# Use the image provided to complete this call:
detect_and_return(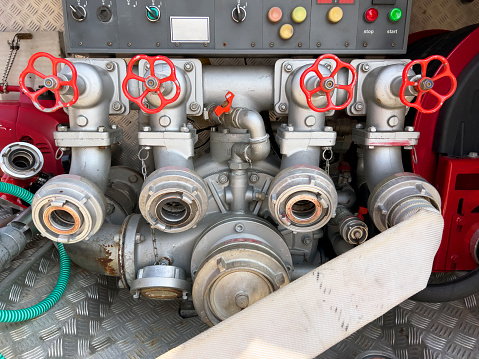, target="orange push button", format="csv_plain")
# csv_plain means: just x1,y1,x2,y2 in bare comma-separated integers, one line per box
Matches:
328,6,343,23
279,24,294,40
268,7,283,23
